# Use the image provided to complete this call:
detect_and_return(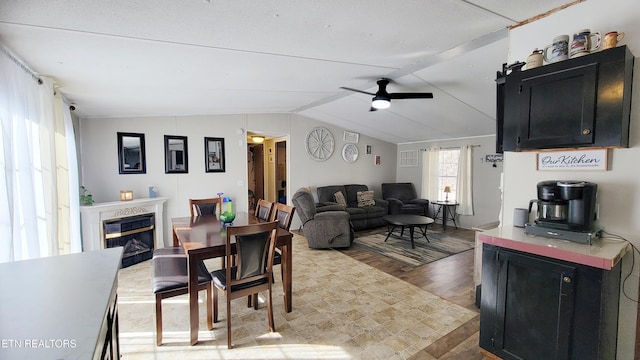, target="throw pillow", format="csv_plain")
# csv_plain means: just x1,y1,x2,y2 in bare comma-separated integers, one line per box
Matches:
356,190,375,207
334,191,347,207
